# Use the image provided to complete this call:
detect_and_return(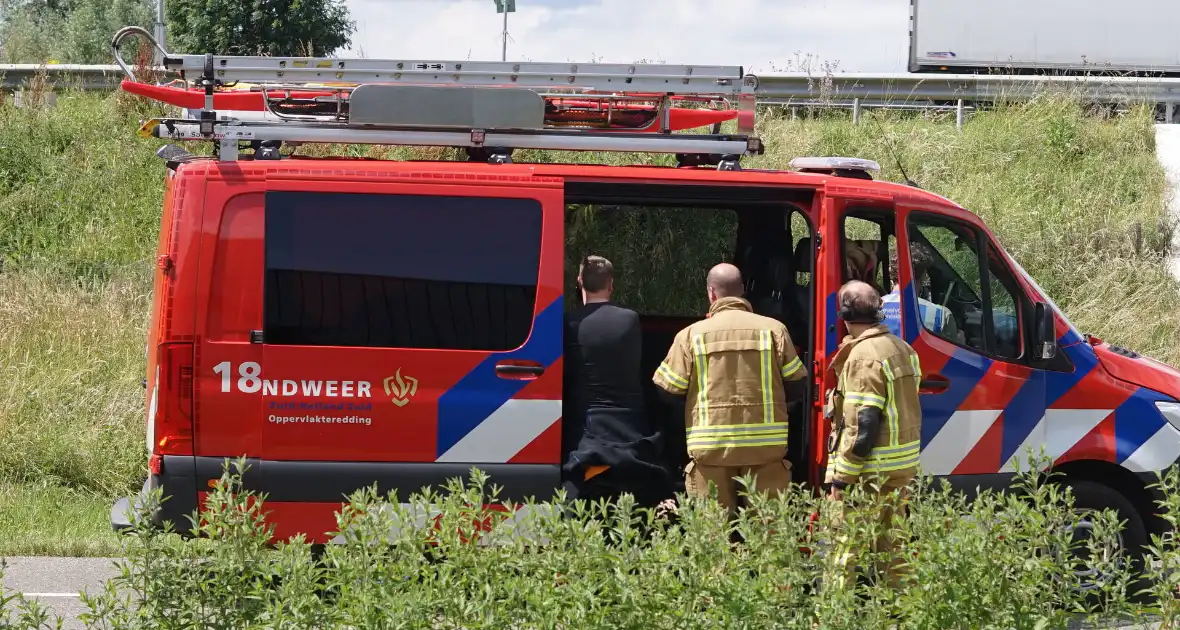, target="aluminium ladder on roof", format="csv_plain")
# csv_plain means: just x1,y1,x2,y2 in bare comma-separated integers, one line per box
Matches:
111,26,762,164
